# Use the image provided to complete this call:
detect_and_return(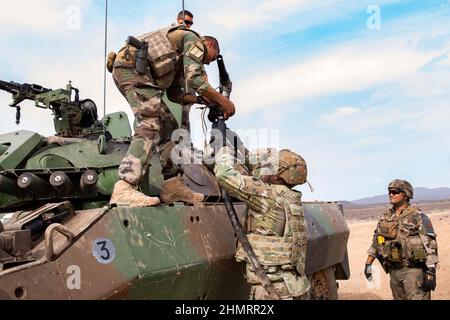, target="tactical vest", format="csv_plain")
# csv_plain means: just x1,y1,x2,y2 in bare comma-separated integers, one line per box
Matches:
235,187,307,276
376,206,432,268
113,25,203,89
